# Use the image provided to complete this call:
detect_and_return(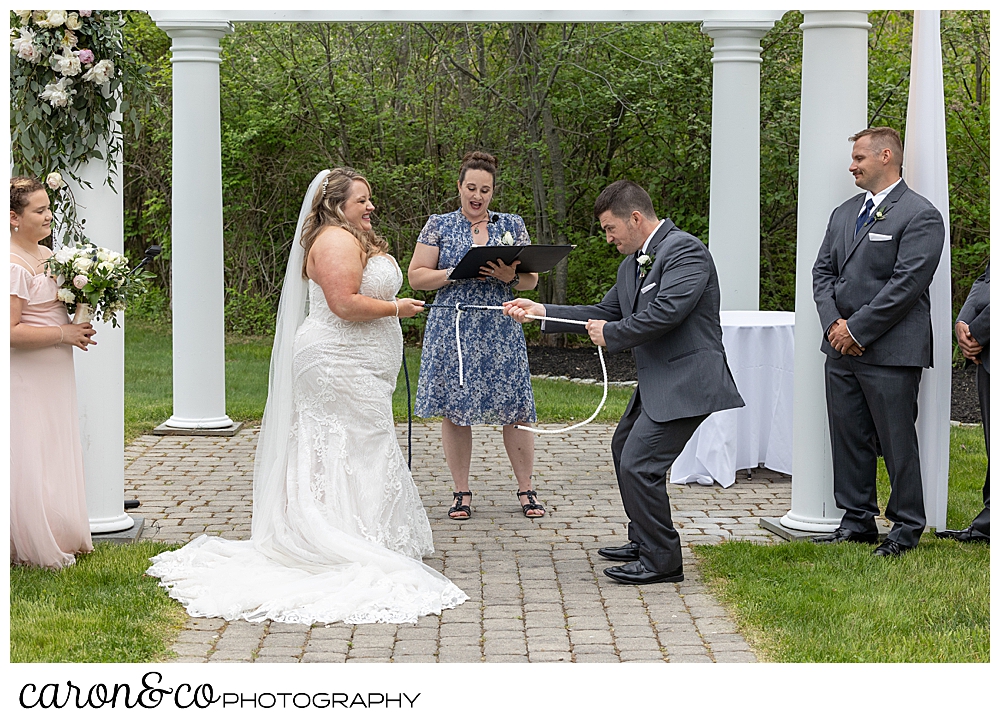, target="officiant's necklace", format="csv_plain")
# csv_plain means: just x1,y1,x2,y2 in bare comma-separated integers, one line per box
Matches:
463,211,489,235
